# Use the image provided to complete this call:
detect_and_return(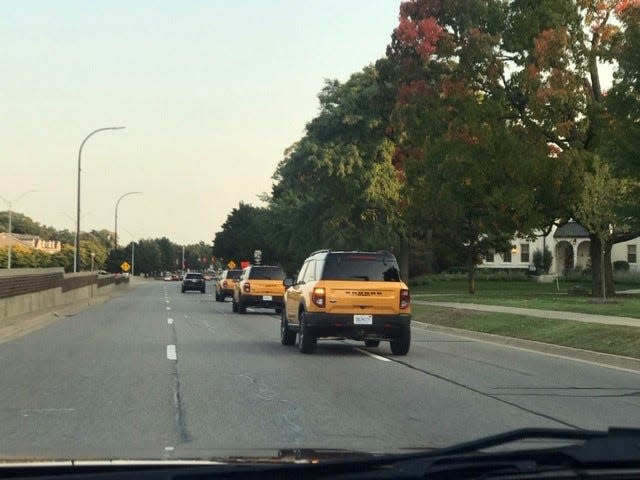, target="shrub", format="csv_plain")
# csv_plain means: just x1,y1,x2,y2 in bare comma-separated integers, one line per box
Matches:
567,285,591,296
613,260,630,272
532,247,553,274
